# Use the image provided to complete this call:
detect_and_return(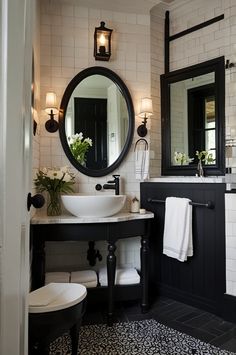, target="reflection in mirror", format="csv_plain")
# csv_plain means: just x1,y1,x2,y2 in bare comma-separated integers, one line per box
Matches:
59,67,134,177
161,56,225,176
170,72,215,166
65,75,129,170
